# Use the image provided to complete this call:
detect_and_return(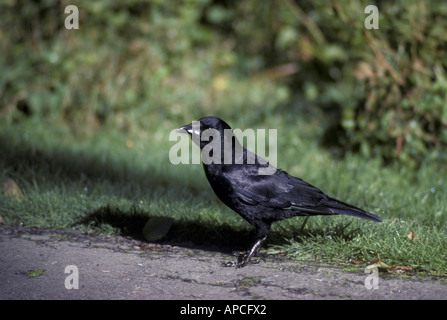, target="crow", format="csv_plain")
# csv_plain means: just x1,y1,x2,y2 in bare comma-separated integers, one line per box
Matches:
177,116,382,267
